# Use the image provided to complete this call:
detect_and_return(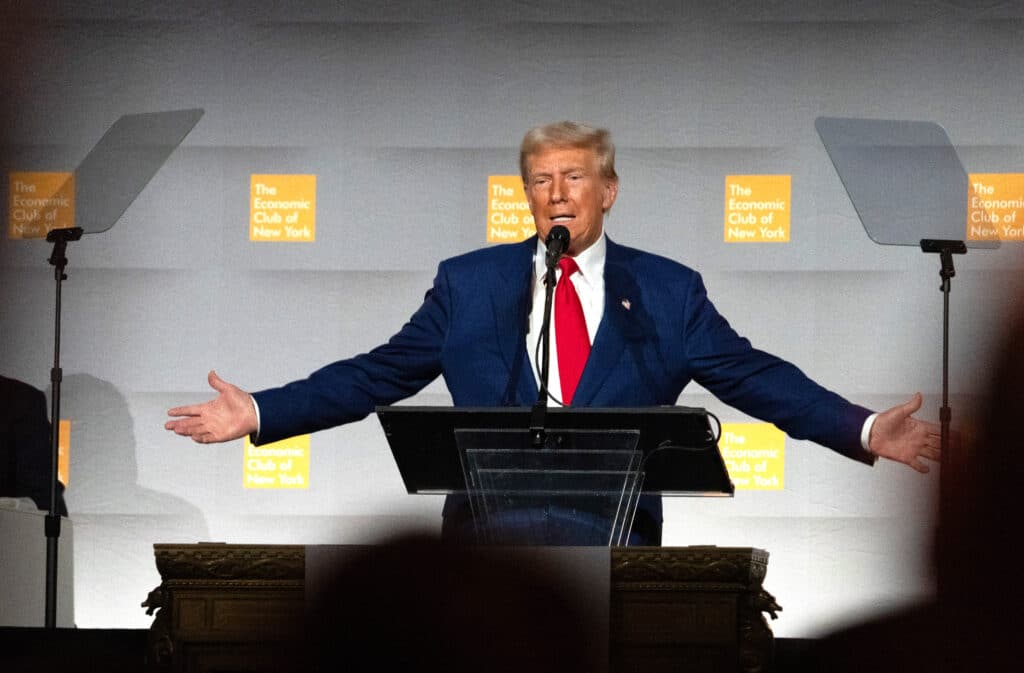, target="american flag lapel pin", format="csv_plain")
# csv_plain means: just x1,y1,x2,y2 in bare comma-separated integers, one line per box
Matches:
621,299,631,311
